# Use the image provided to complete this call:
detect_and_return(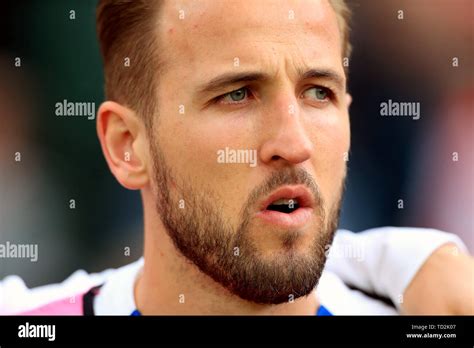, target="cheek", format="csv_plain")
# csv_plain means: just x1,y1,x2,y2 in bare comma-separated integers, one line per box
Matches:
178,117,253,178
158,119,221,182
307,113,350,205
157,113,255,218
